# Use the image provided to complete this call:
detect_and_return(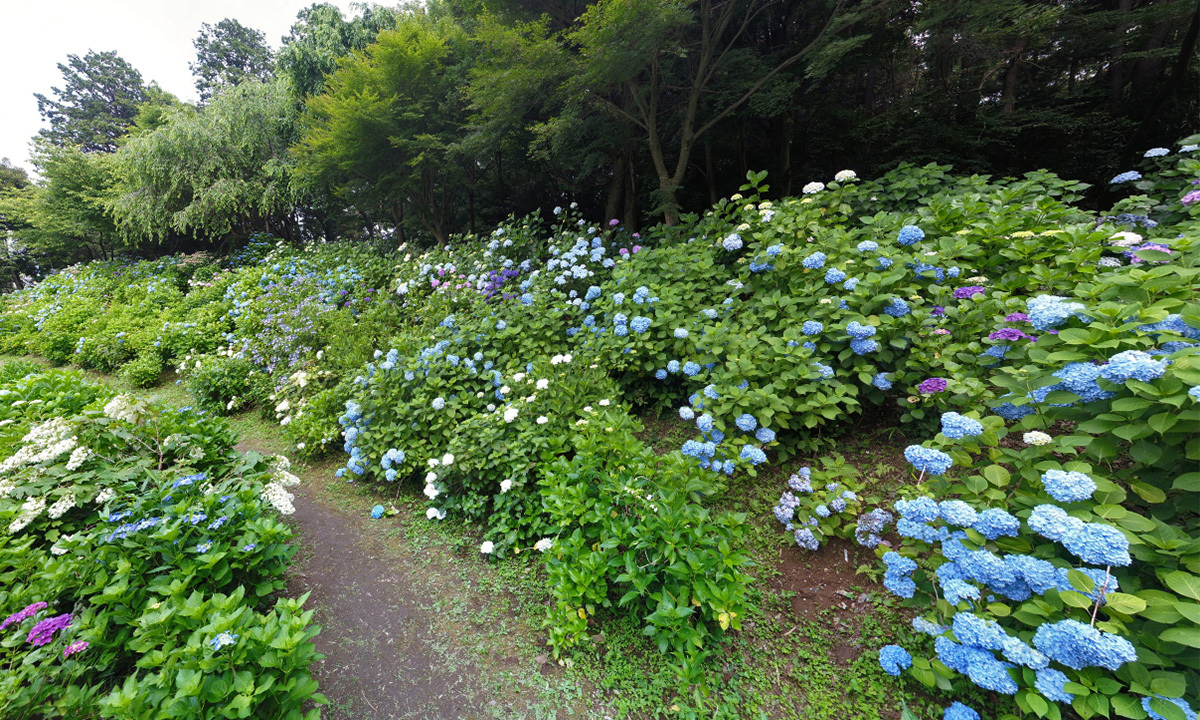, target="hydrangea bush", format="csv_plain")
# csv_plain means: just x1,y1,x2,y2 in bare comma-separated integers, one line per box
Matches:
0,366,323,718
